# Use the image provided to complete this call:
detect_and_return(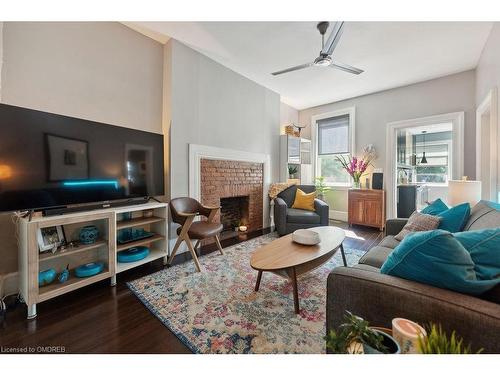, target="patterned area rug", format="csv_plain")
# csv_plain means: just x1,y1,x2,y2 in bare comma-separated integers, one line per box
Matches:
128,232,365,353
